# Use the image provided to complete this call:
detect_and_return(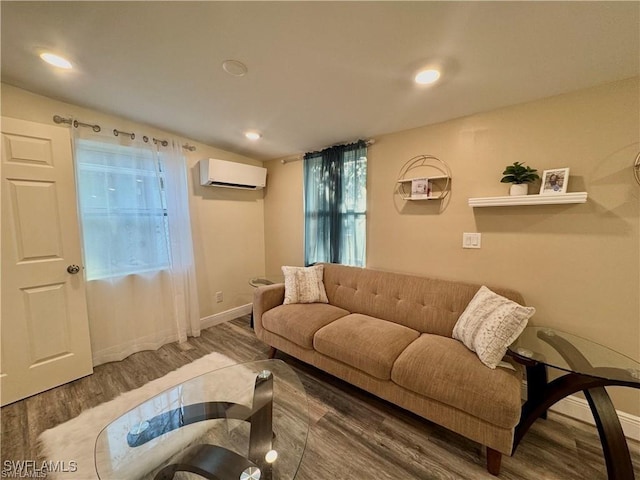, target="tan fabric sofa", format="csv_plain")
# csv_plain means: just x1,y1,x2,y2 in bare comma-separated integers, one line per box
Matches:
252,263,525,475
